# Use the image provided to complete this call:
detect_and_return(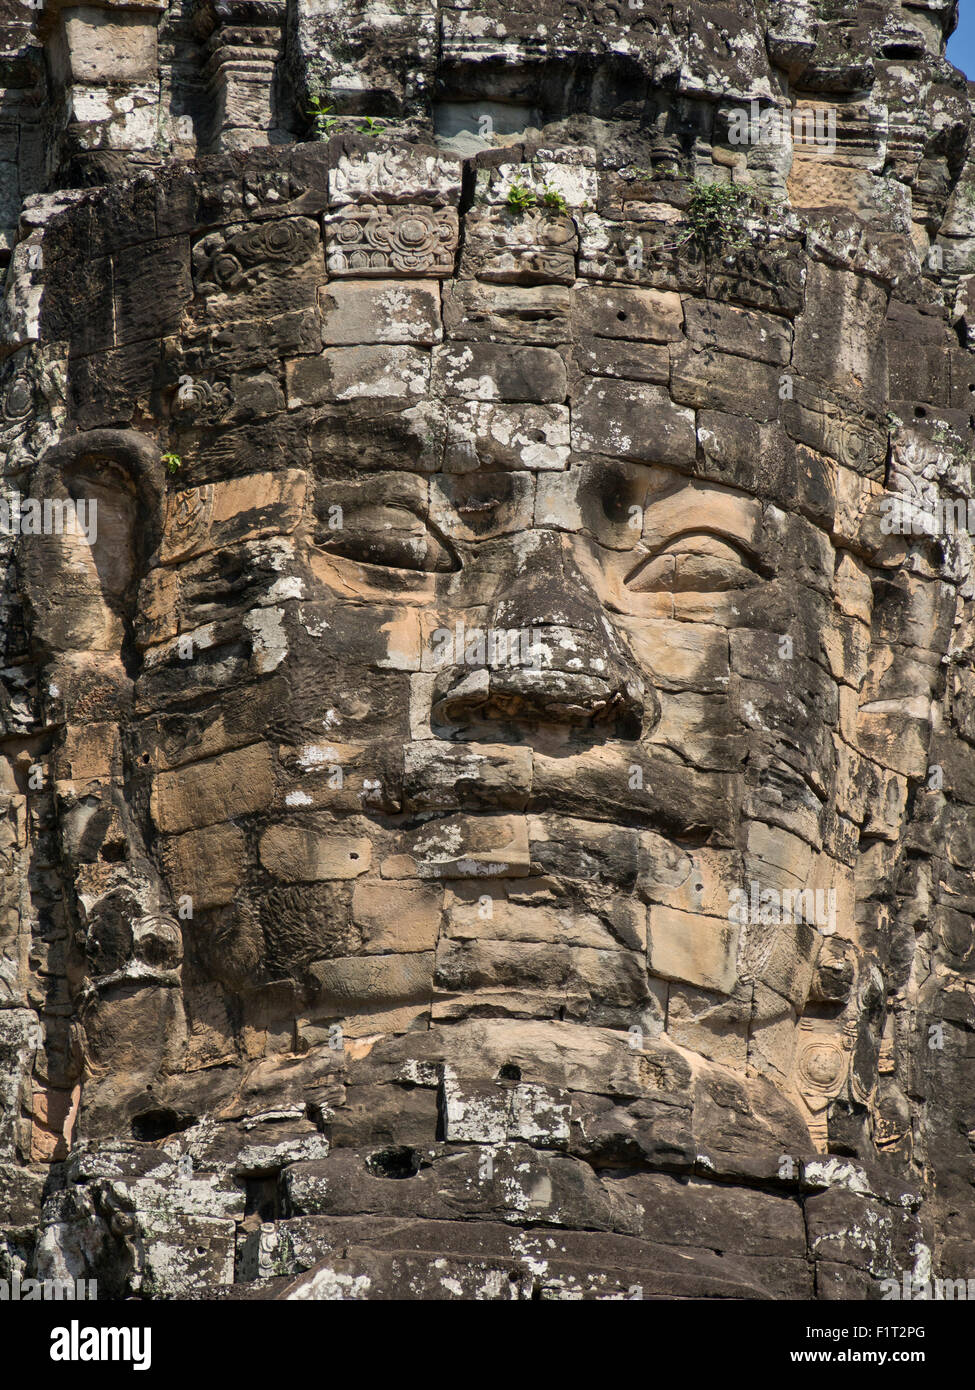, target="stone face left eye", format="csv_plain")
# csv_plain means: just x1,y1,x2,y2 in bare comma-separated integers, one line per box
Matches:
319,504,458,573
625,534,760,593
